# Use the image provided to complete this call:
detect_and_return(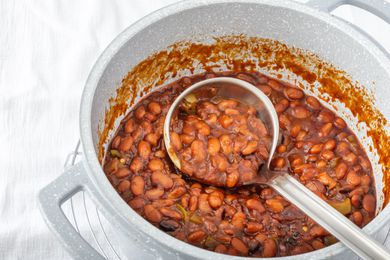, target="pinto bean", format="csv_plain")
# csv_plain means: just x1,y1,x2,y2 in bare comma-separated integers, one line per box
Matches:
180,134,195,145
319,123,333,137
124,119,136,133
131,176,145,196
135,106,146,120
191,139,206,162
218,100,237,111
335,162,348,179
128,197,145,209
208,137,221,155
291,106,310,119
231,237,248,255
285,87,304,100
115,167,131,178
334,117,346,129
119,136,134,152
362,194,376,213
160,207,182,220
188,230,206,243
148,158,164,171
242,140,258,155
346,170,361,186
144,204,162,223
145,188,164,200
147,101,161,115
130,157,143,173
232,212,246,229
309,144,323,154
145,133,159,146
151,171,173,189
208,193,223,209
219,134,233,155
138,140,151,158
266,198,284,213
275,99,289,113
246,199,266,213
118,180,130,193
306,96,321,110
268,79,283,91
